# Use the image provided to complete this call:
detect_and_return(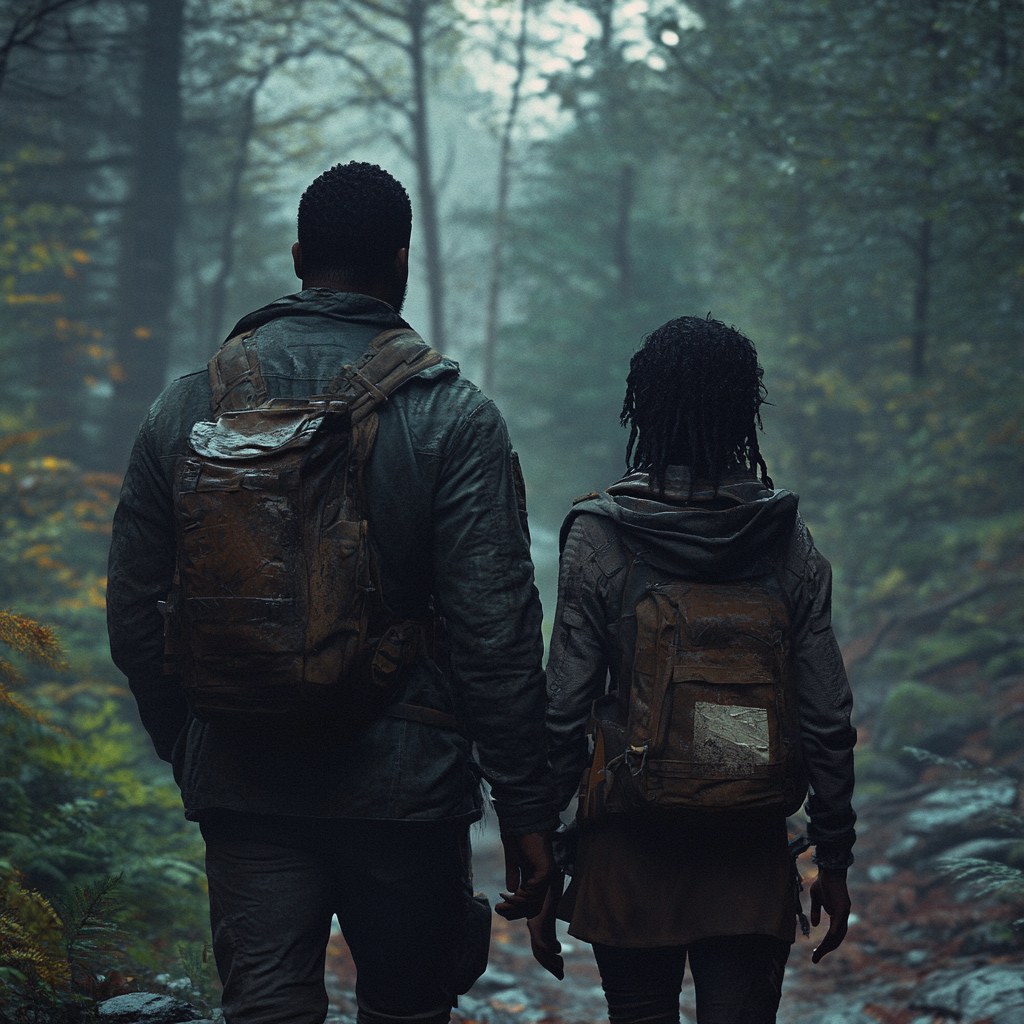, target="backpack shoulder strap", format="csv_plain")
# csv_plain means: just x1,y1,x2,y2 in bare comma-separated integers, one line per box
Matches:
208,328,266,415
329,327,443,425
